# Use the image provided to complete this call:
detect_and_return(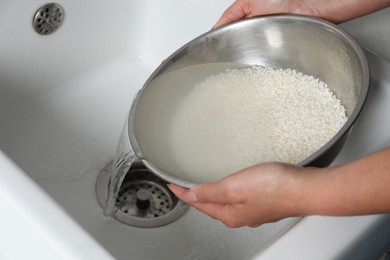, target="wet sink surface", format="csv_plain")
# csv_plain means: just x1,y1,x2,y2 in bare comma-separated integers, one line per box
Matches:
0,1,298,259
